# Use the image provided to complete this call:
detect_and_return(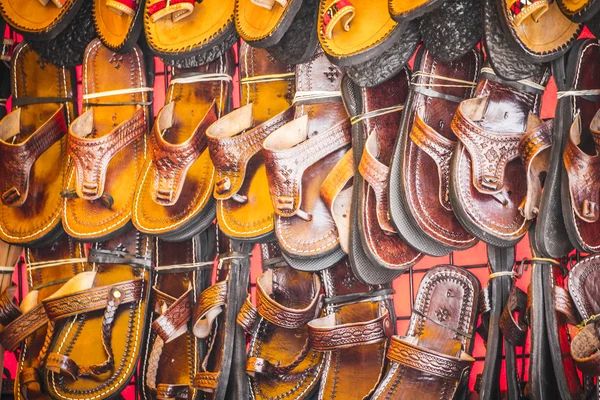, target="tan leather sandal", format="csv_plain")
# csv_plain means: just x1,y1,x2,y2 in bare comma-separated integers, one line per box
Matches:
94,0,144,52
43,228,153,399
0,42,76,247
62,38,151,241
0,0,84,39
133,52,235,241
